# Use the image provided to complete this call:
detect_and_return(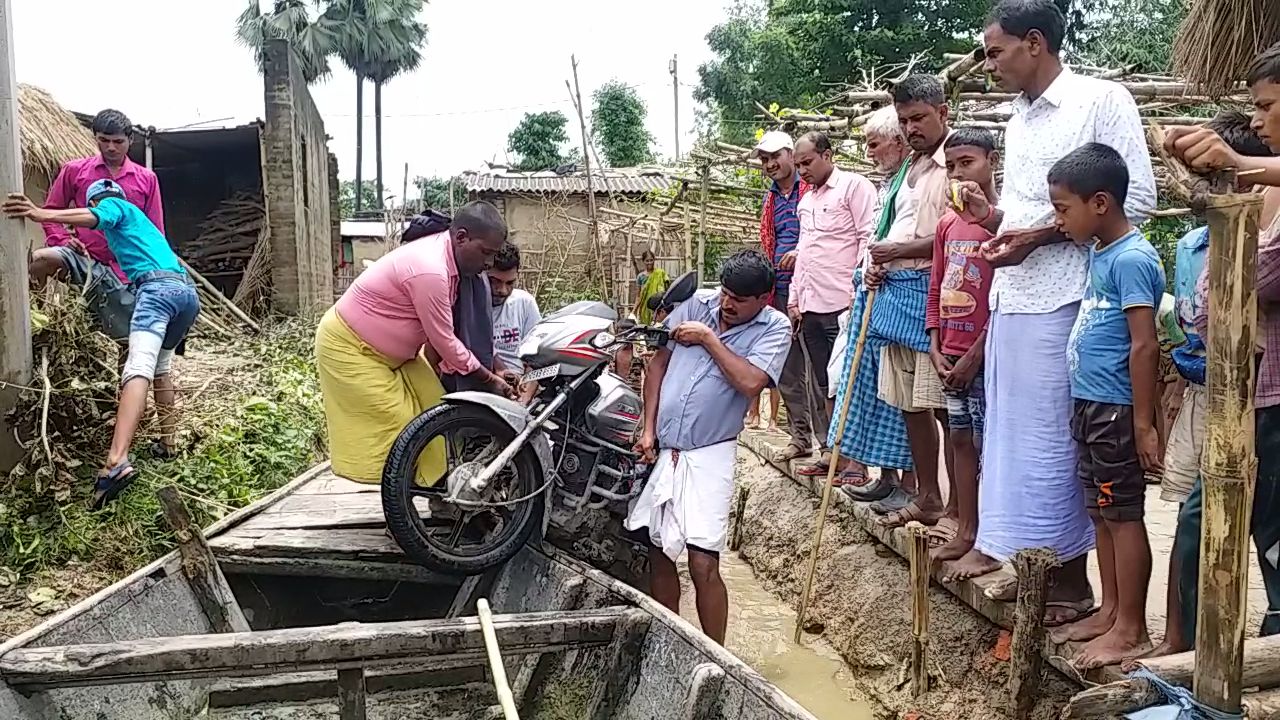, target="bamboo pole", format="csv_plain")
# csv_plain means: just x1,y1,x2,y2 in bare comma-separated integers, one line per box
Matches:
477,598,520,720
697,164,709,281
793,288,877,643
1194,178,1263,713
1009,547,1059,718
907,521,930,696
567,55,604,300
